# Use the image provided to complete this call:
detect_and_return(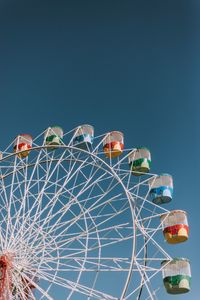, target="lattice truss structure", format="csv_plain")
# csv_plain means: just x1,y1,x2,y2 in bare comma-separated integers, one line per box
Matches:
0,127,172,300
